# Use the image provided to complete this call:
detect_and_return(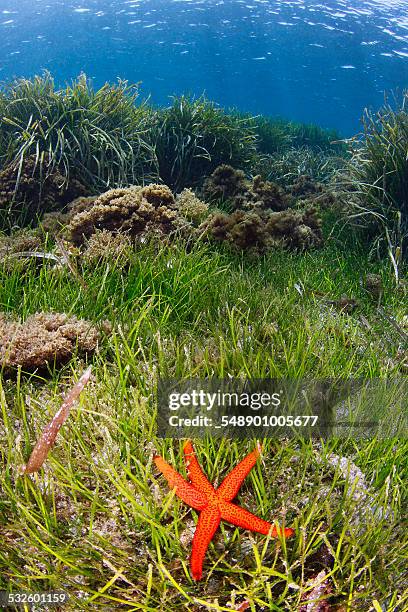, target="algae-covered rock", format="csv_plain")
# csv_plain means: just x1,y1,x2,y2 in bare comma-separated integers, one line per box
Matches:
248,175,290,211
0,312,99,372
140,183,175,208
68,196,98,218
266,207,323,249
0,228,44,257
203,164,338,216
